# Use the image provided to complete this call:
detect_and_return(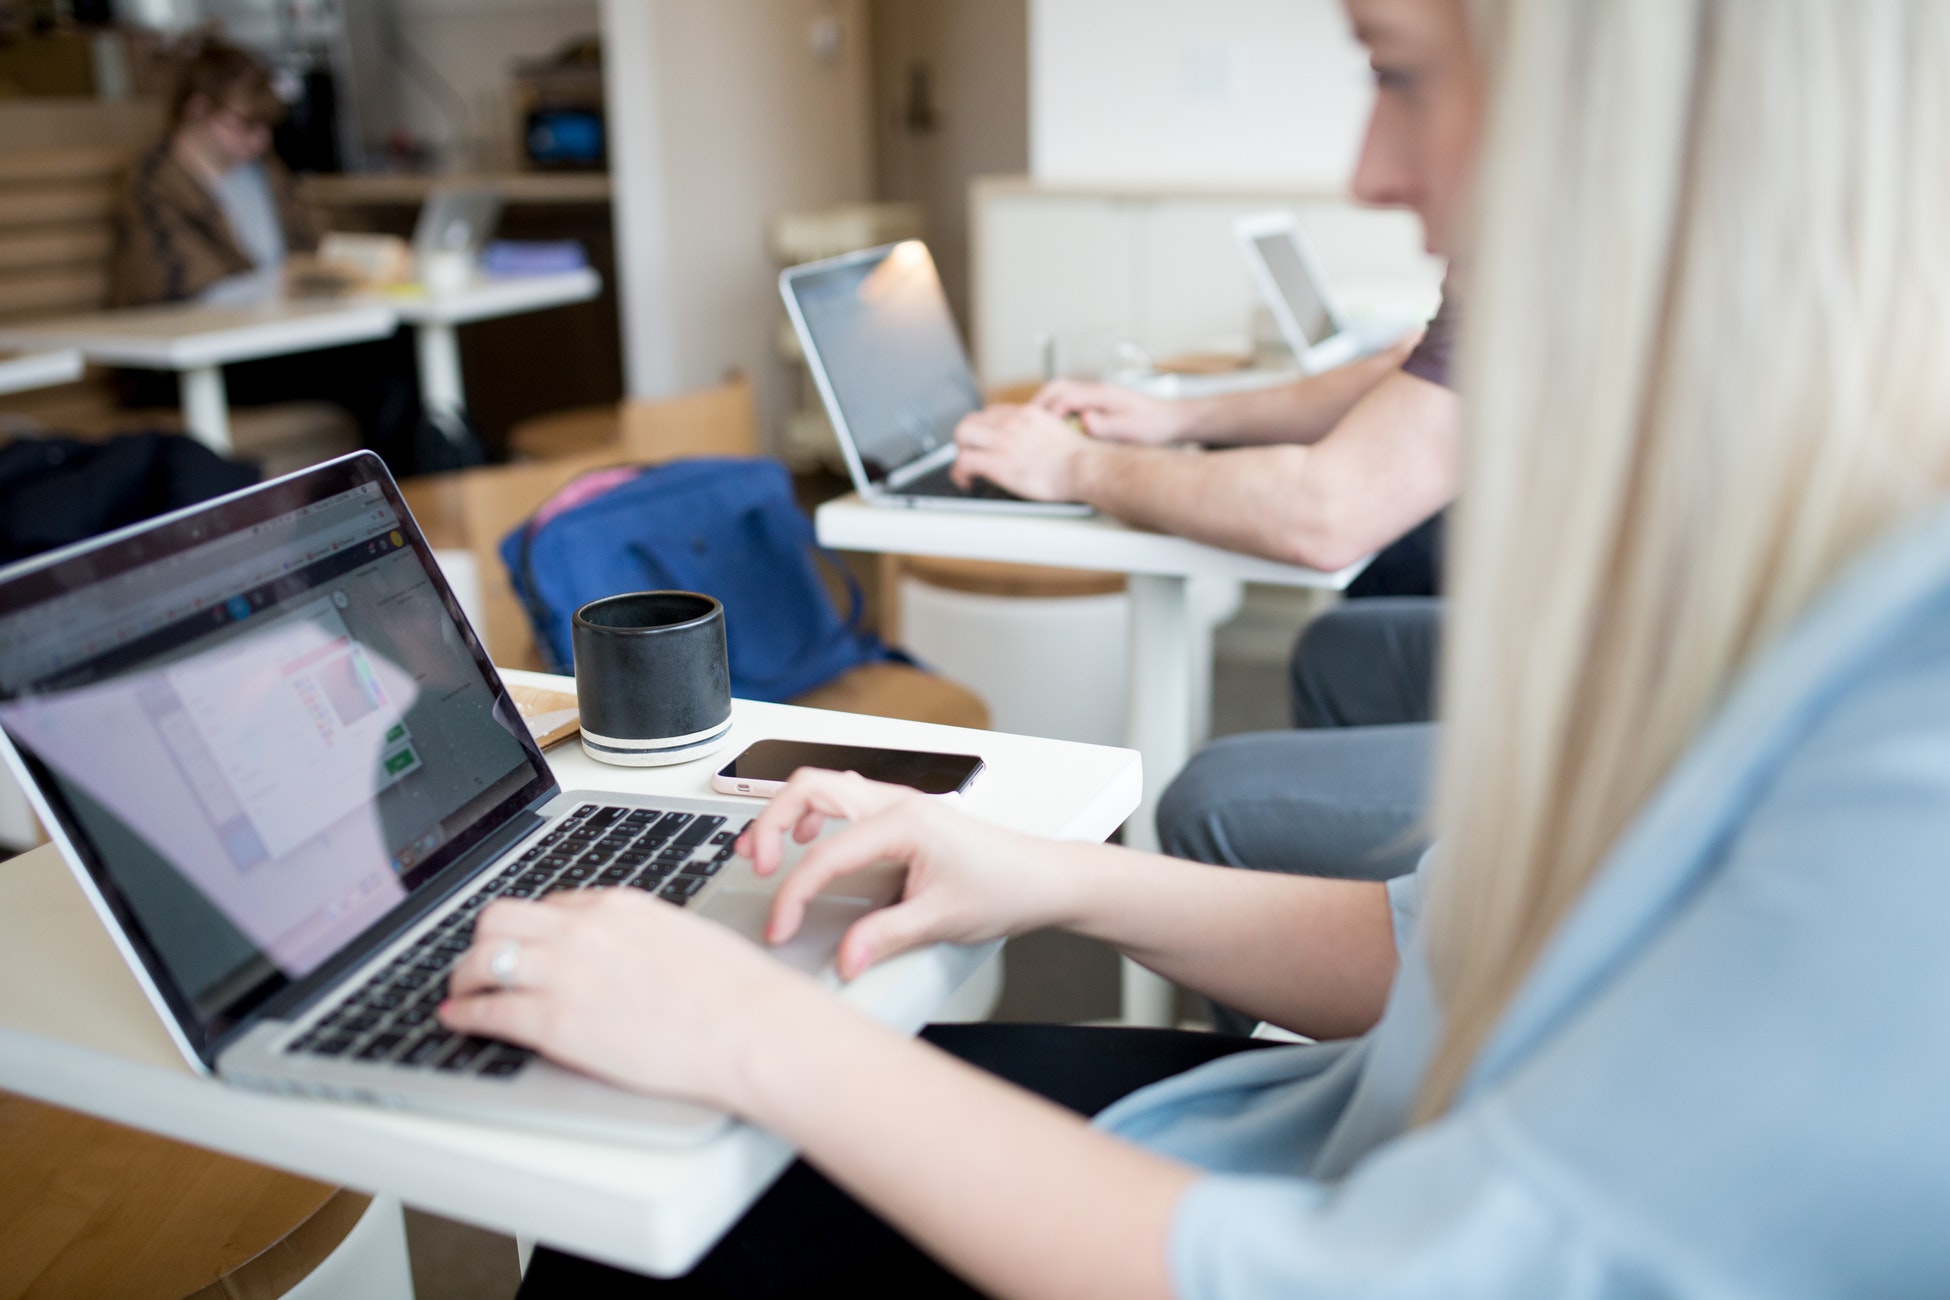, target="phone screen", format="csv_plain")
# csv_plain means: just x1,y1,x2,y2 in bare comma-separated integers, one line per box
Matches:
718,740,984,795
